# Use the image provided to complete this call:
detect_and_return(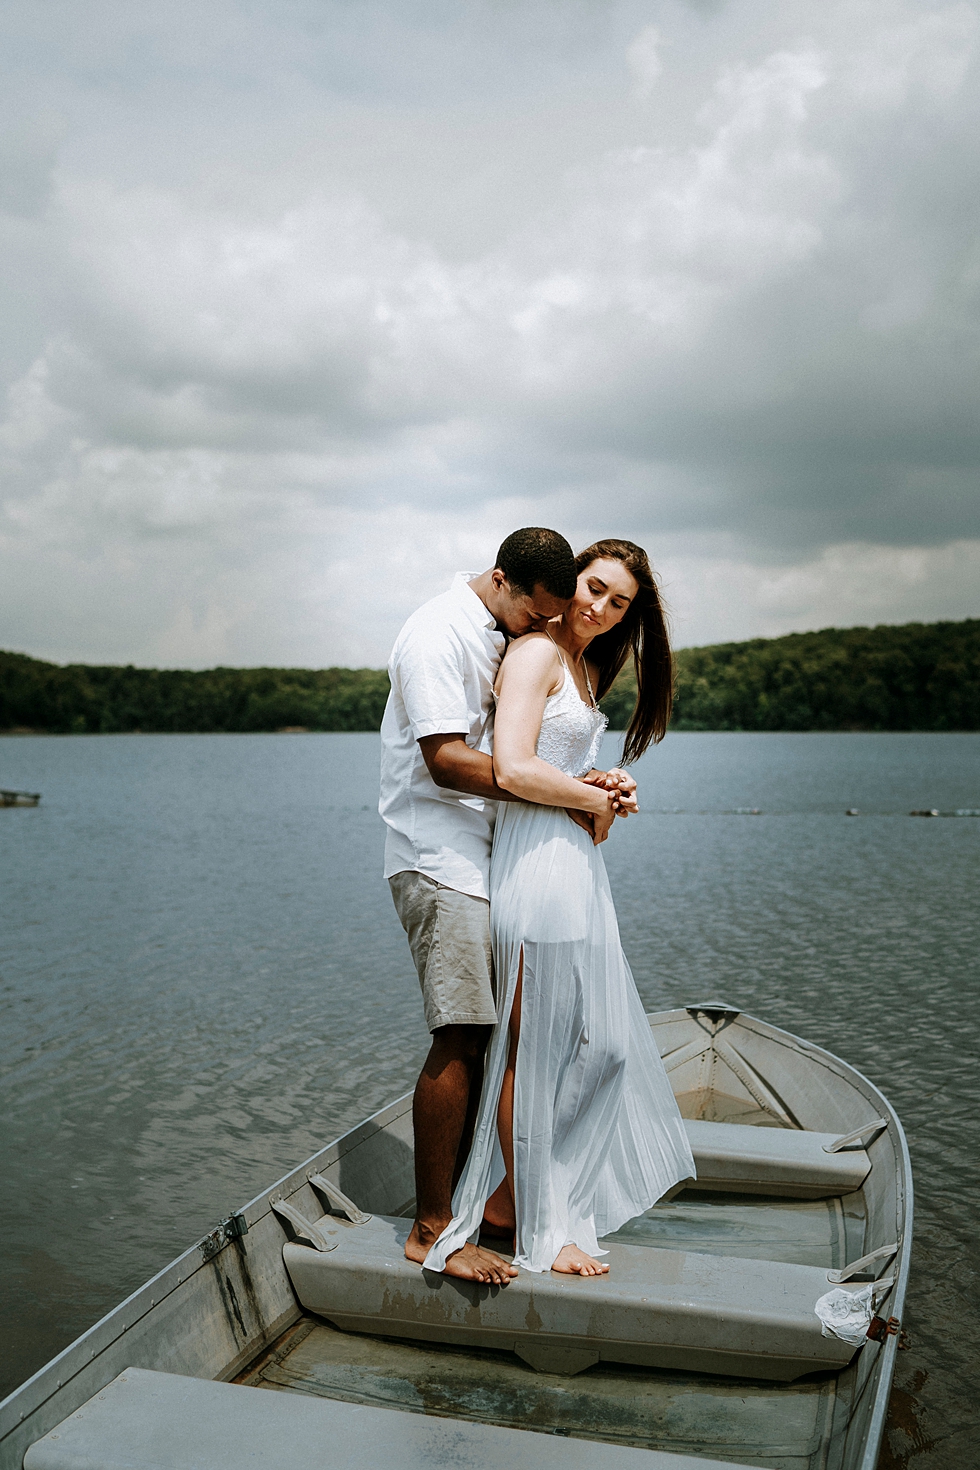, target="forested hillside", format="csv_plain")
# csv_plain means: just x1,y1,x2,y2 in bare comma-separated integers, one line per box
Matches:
2,619,978,734
603,619,980,732
0,654,390,734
